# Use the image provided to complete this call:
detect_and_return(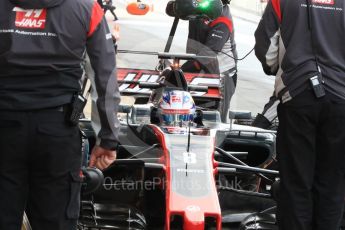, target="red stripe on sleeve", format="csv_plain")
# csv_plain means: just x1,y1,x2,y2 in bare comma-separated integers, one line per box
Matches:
271,0,282,23
209,16,233,33
88,1,104,37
